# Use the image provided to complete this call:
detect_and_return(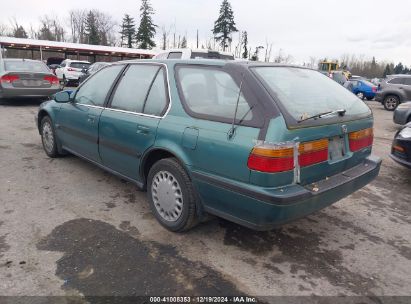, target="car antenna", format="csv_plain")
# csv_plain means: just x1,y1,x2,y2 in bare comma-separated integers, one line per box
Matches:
228,73,244,140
